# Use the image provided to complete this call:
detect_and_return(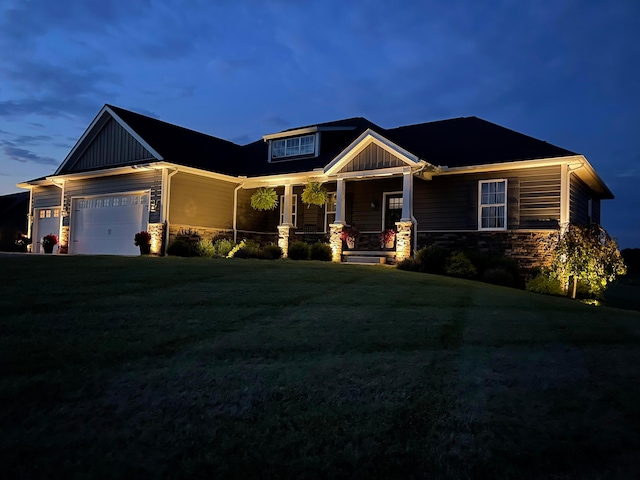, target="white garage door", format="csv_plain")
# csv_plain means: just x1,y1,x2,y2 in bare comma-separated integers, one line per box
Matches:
34,207,61,253
70,192,149,255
